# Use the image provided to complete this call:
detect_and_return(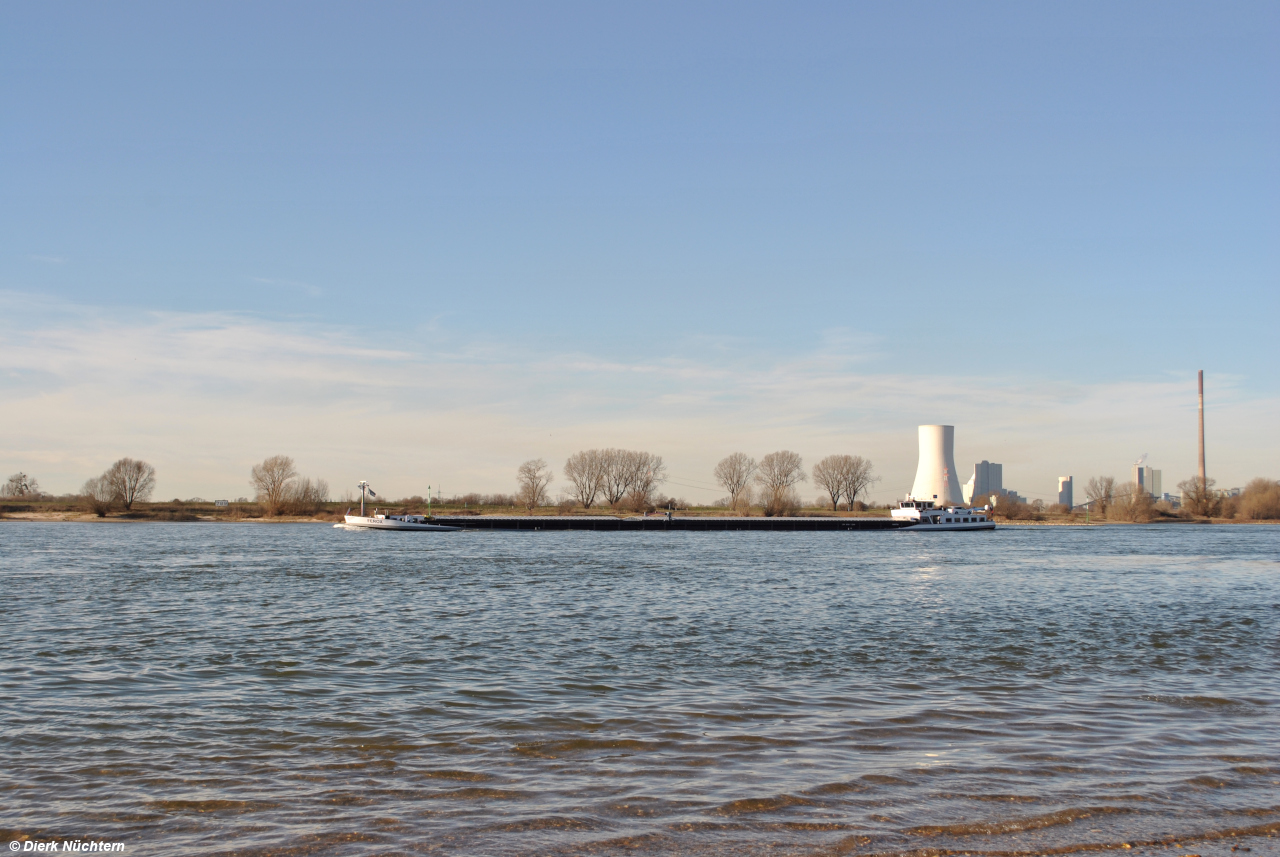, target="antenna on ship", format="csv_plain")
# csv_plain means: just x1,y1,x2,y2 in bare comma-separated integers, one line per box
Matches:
357,480,376,516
